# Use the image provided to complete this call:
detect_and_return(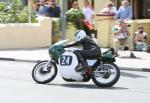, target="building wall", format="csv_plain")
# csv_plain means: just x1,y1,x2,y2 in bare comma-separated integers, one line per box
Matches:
0,17,52,49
